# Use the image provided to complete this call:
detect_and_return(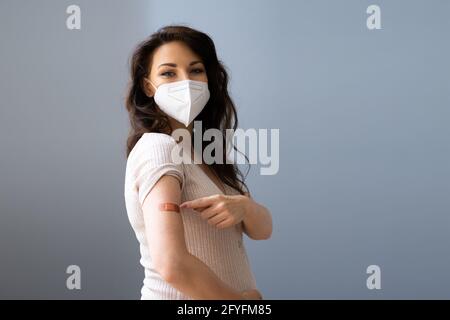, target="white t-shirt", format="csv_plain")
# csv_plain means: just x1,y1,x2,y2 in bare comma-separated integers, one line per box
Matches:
124,132,257,299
